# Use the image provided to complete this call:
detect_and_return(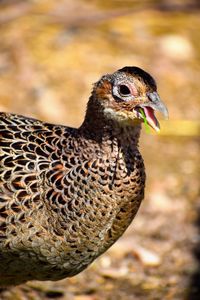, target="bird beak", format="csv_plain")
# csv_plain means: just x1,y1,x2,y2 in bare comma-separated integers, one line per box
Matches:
136,92,168,132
